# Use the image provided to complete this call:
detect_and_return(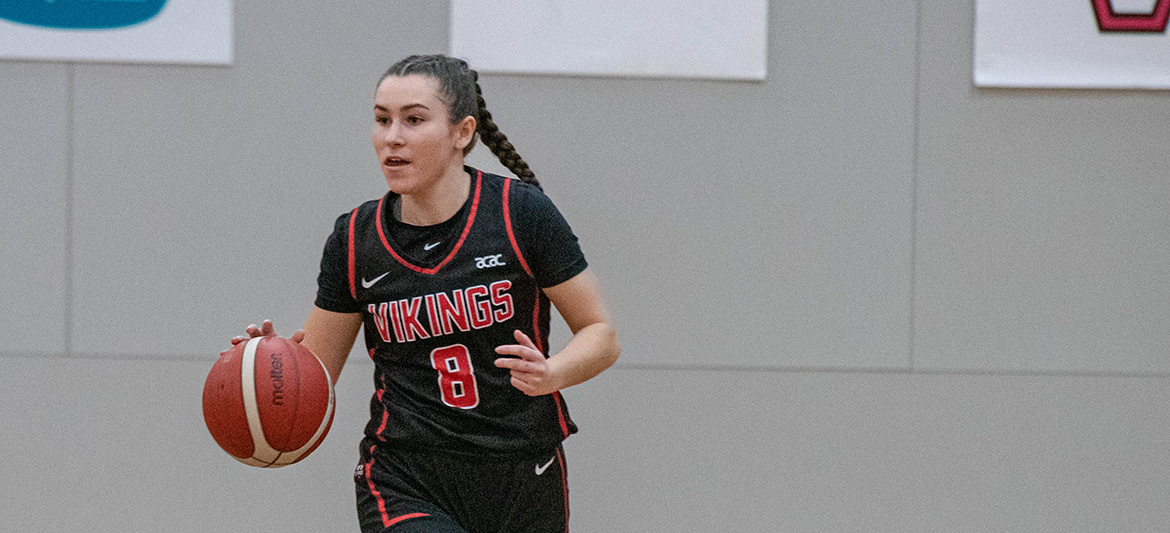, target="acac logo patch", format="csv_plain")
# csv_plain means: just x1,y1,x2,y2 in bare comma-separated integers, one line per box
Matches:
475,254,507,269
0,0,167,30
